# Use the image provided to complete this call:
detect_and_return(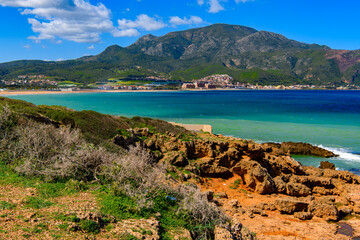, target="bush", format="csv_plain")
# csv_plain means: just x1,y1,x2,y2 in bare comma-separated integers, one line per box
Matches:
177,185,229,239
2,121,115,181
101,145,167,209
